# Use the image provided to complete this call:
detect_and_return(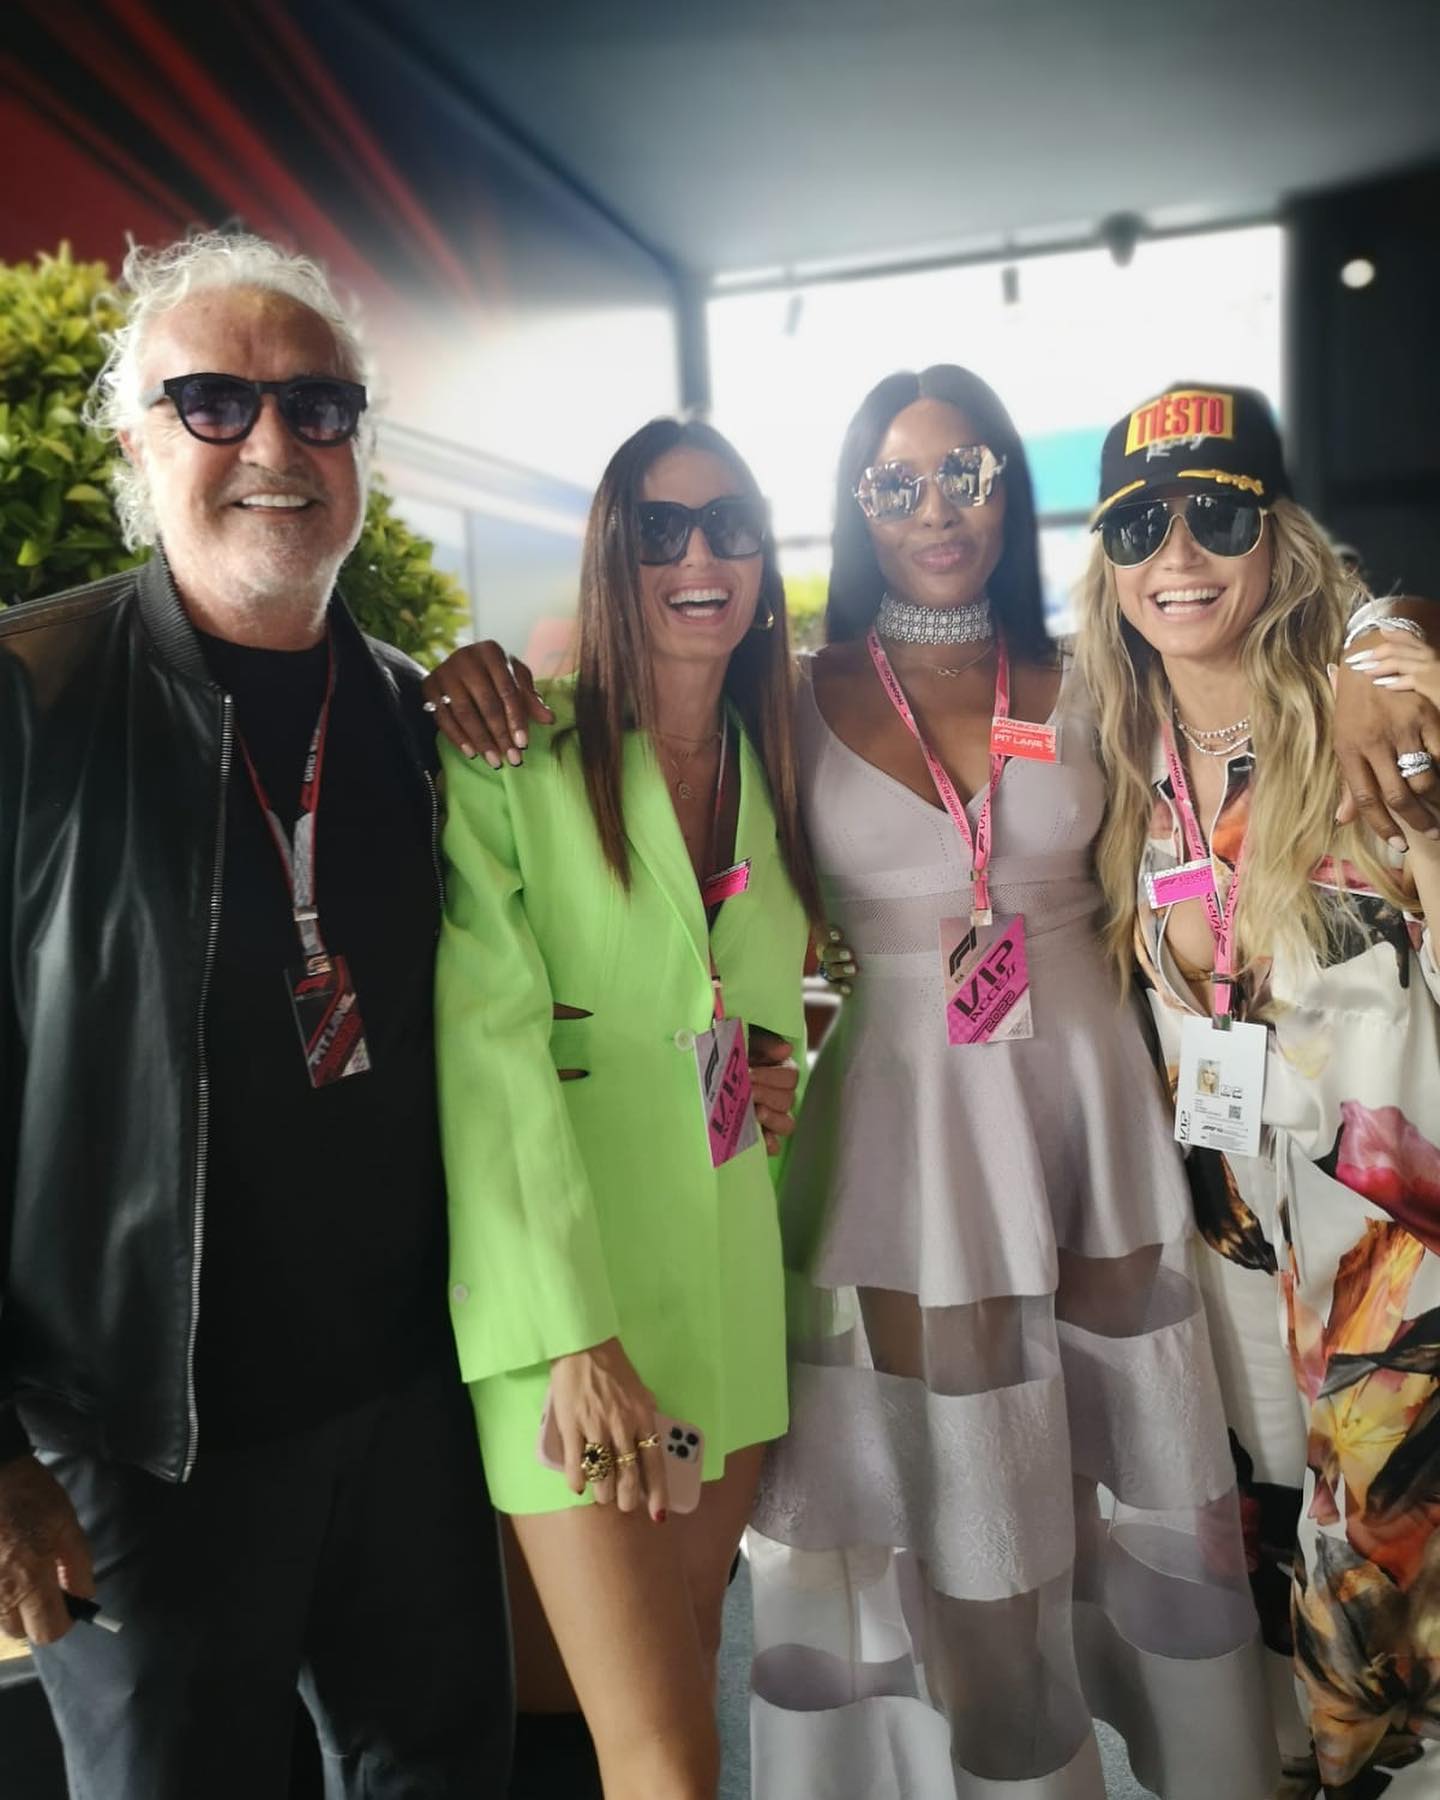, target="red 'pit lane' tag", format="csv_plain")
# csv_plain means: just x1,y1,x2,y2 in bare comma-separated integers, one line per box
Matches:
1146,858,1219,909
989,717,1058,762
700,859,752,909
